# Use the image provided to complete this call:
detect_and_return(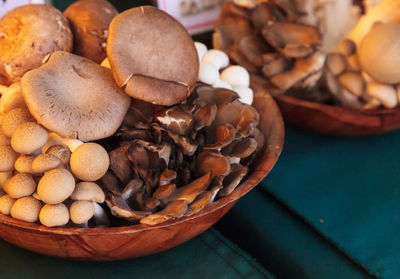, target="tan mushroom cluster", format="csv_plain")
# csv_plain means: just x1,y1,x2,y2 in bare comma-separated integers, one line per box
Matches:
0,104,110,227
214,1,326,96
103,84,262,225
